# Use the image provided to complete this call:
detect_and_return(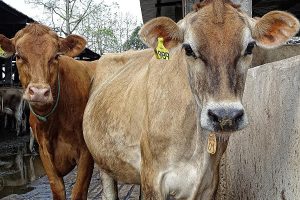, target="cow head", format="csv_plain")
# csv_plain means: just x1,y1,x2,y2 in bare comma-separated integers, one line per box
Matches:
139,0,299,132
0,23,86,108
